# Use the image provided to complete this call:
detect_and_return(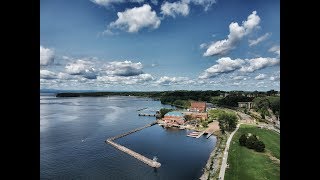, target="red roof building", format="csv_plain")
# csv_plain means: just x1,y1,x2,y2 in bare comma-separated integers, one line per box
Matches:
190,101,206,112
